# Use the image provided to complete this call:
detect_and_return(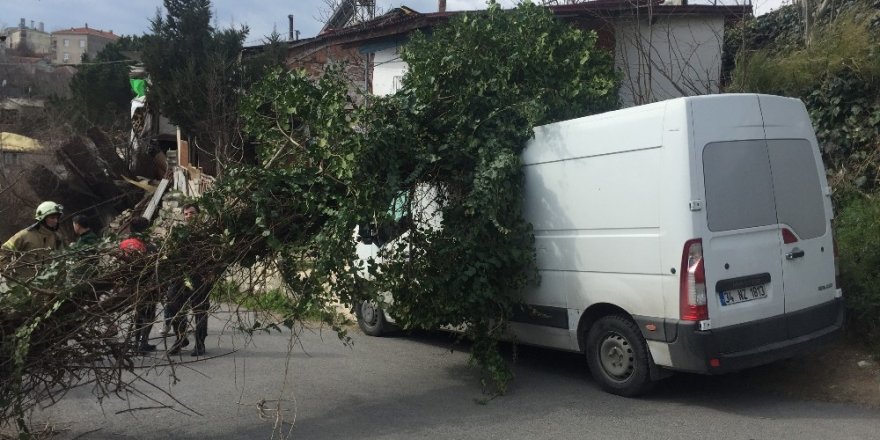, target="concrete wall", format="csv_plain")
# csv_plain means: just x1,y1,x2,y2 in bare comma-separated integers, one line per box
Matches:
614,15,725,107
372,46,408,97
